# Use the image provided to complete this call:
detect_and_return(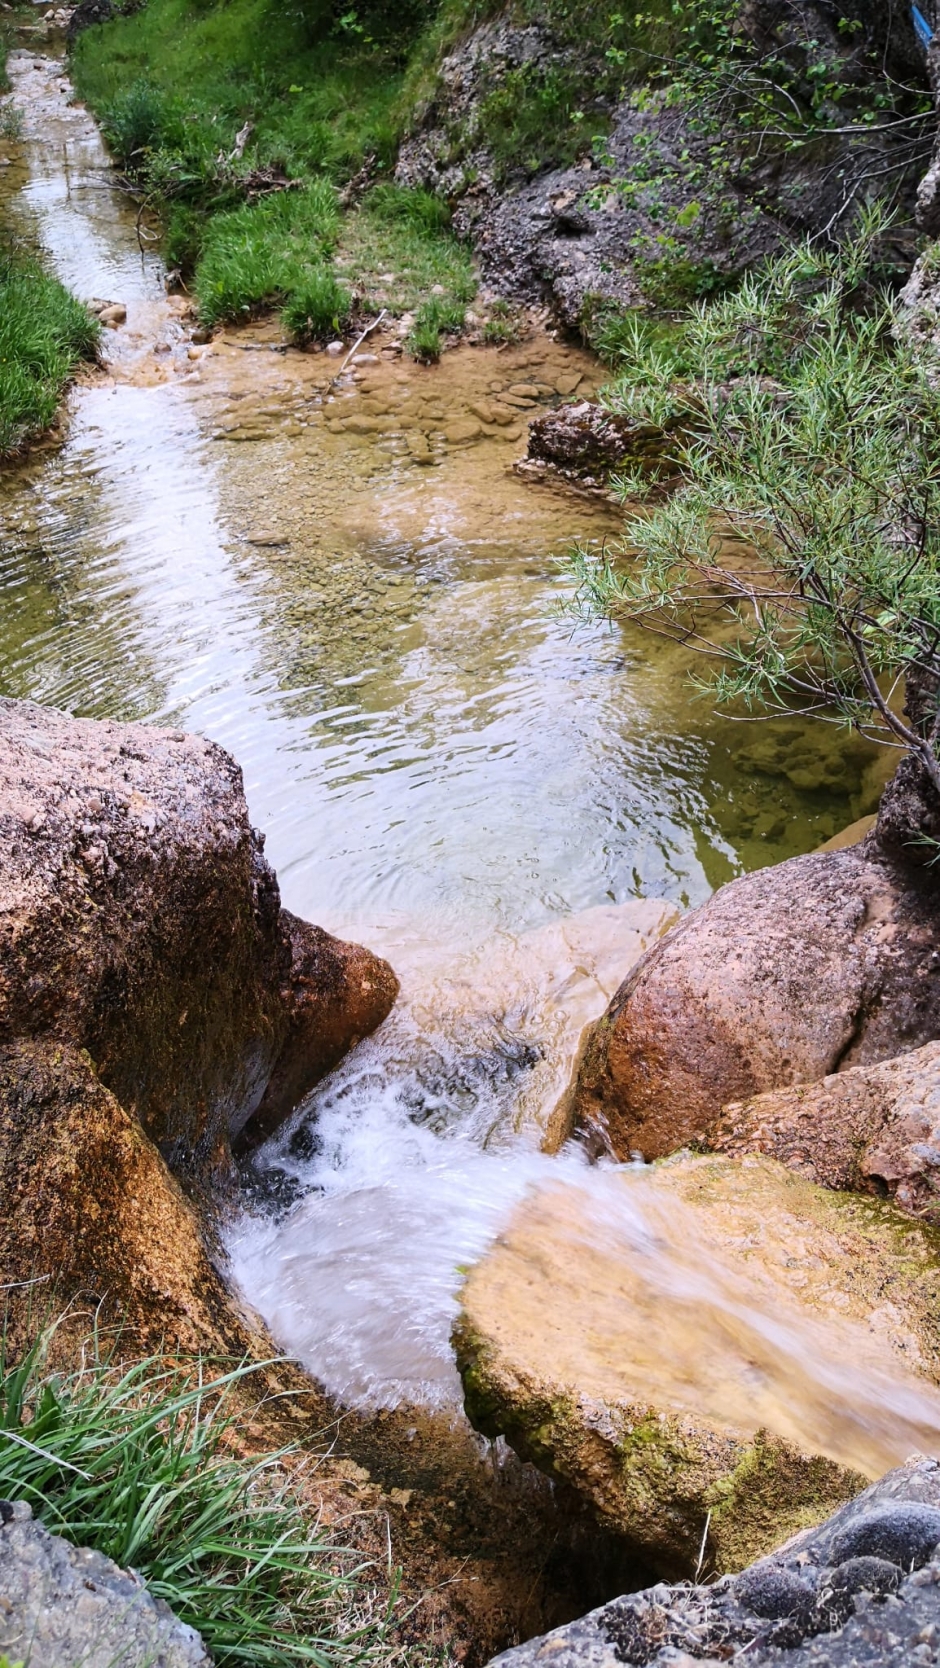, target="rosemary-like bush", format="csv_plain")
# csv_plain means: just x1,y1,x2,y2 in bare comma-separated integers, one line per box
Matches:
568,214,940,794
